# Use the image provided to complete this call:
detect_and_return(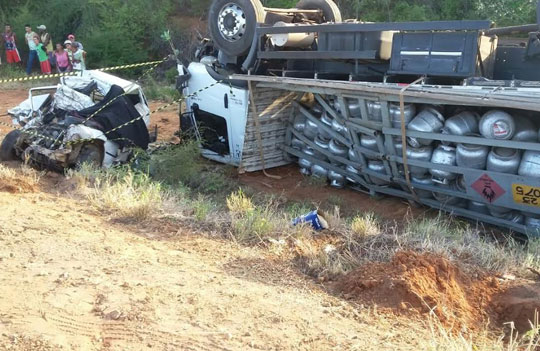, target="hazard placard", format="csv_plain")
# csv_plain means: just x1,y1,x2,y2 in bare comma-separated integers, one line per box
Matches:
471,174,506,204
